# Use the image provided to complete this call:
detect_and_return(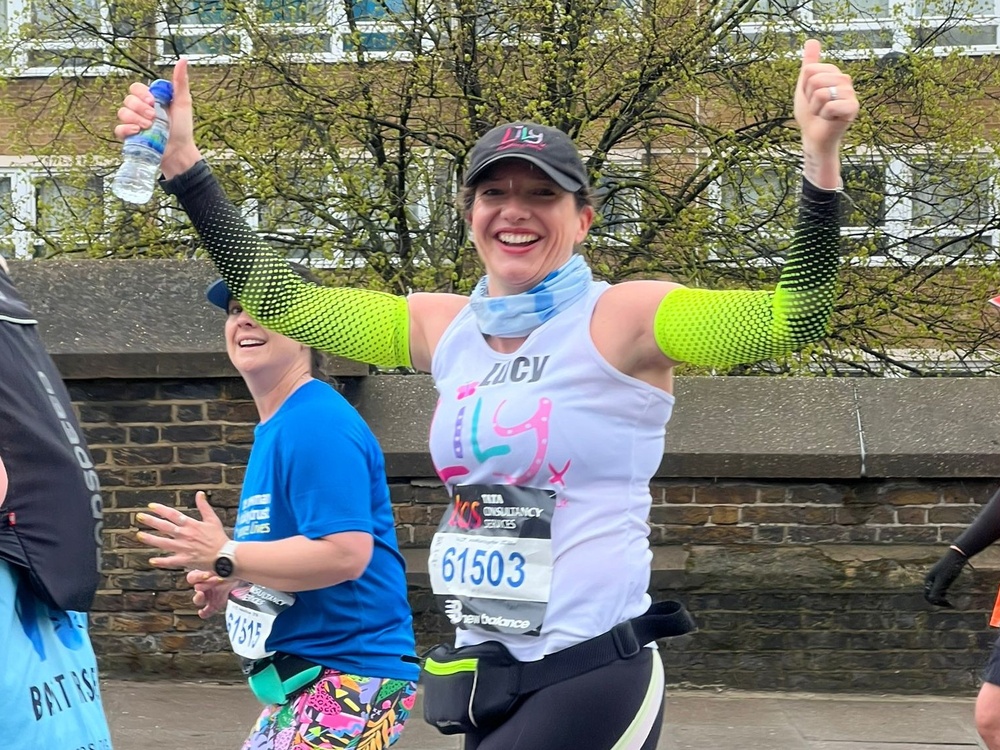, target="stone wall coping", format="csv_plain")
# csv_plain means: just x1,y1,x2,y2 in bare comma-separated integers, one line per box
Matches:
7,258,368,378
353,374,1000,480
11,259,1000,479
